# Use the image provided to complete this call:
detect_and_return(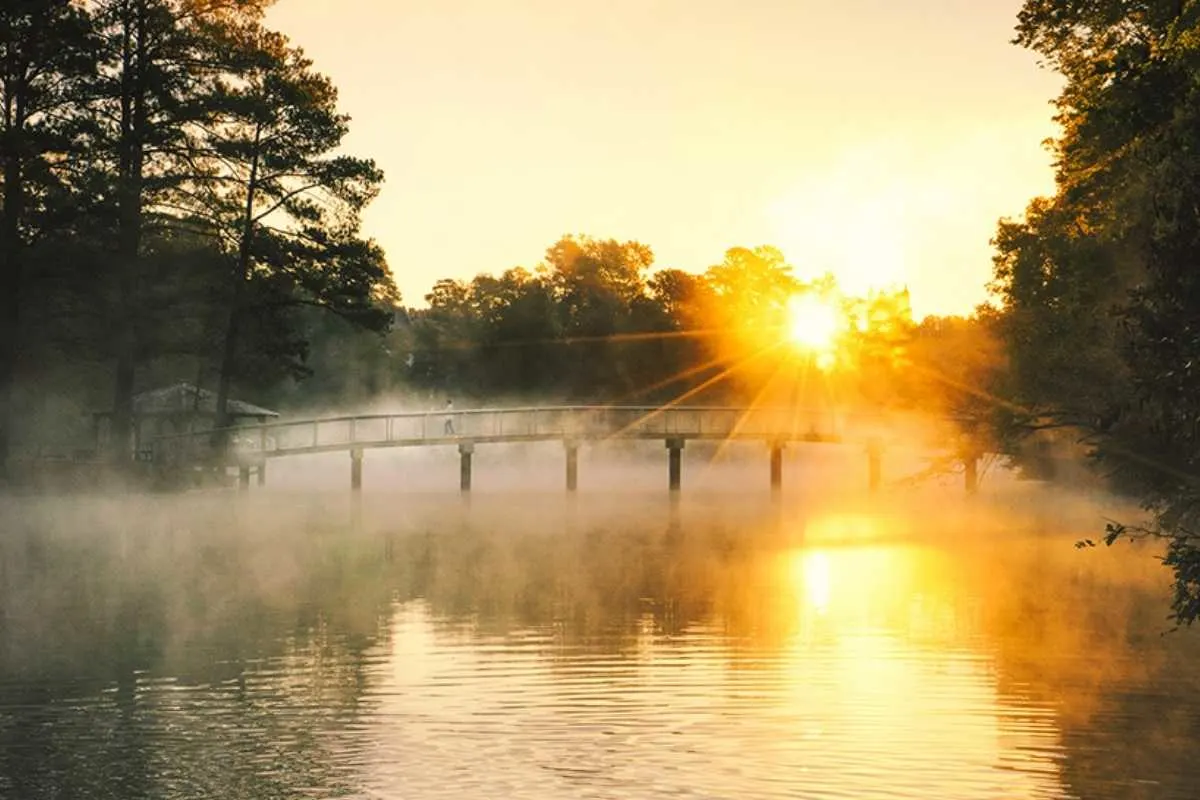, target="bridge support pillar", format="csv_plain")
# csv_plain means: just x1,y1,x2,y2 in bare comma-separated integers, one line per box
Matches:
257,461,266,487
964,455,979,494
769,442,784,494
350,447,363,492
238,465,250,491
459,442,474,492
666,438,684,493
867,437,883,492
565,441,578,492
